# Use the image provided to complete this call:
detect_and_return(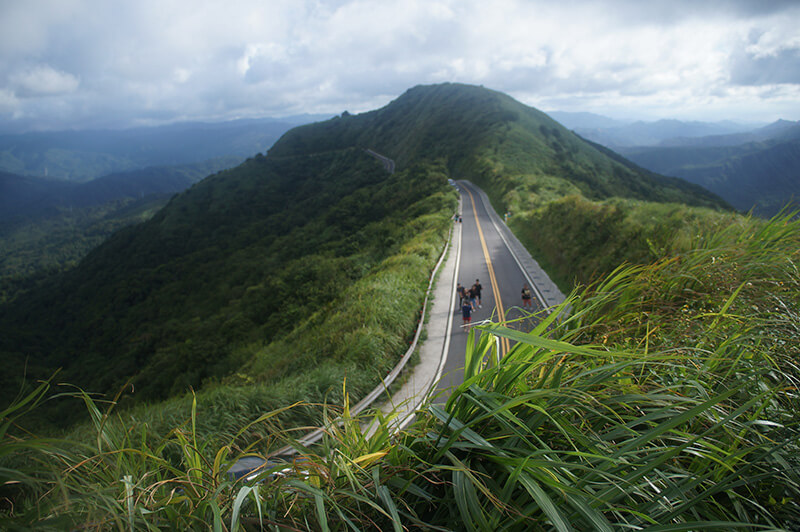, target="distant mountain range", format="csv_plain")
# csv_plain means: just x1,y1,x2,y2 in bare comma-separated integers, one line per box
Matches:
553,115,761,148
546,111,630,130
0,158,239,224
616,121,800,217
655,119,800,147
0,115,329,181
545,110,799,217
